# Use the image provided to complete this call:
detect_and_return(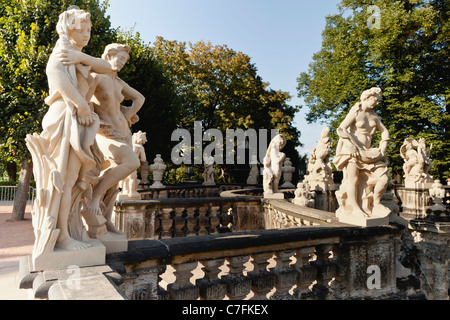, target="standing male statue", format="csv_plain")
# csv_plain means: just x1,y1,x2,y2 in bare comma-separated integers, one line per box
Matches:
25,6,115,269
